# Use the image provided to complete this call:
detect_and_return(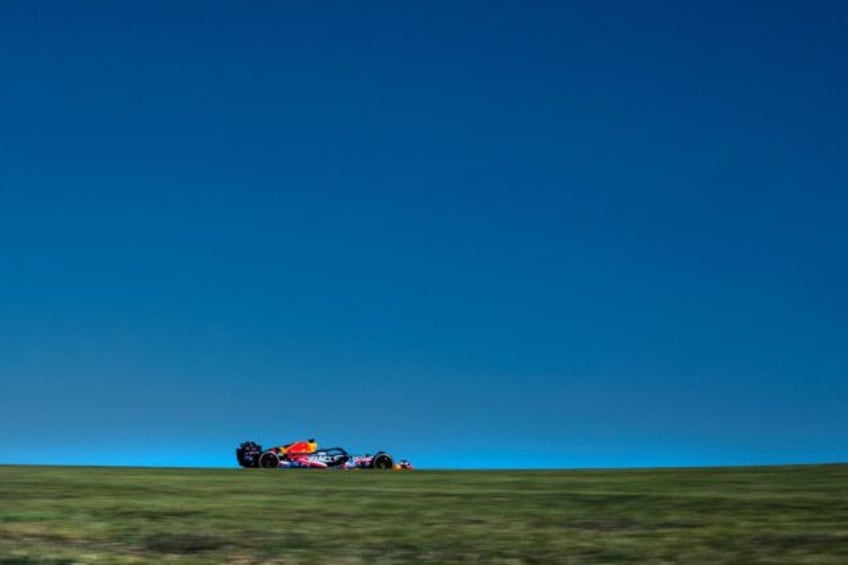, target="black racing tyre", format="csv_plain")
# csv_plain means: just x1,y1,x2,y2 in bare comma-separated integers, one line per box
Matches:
258,451,280,468
371,452,393,469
